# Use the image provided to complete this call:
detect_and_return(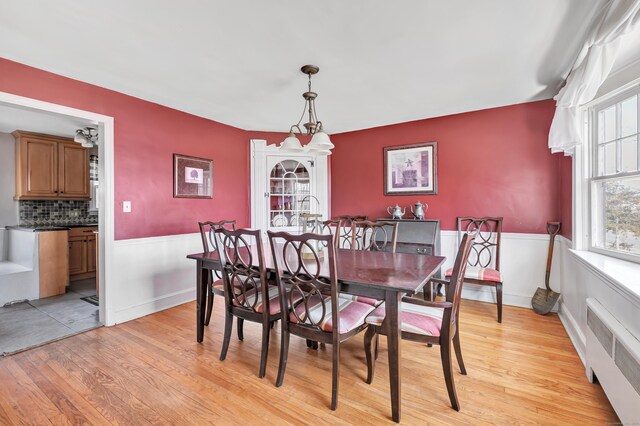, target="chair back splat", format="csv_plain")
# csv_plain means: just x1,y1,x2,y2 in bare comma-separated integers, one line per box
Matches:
351,220,398,253
458,217,502,270
319,219,342,247
334,215,367,249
